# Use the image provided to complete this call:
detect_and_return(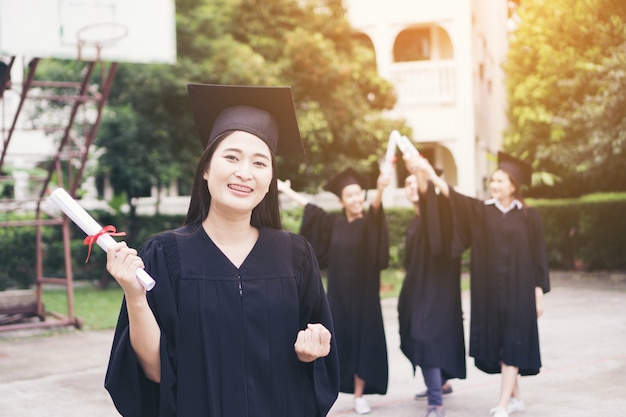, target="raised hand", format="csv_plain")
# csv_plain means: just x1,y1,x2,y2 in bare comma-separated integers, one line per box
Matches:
277,178,291,193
